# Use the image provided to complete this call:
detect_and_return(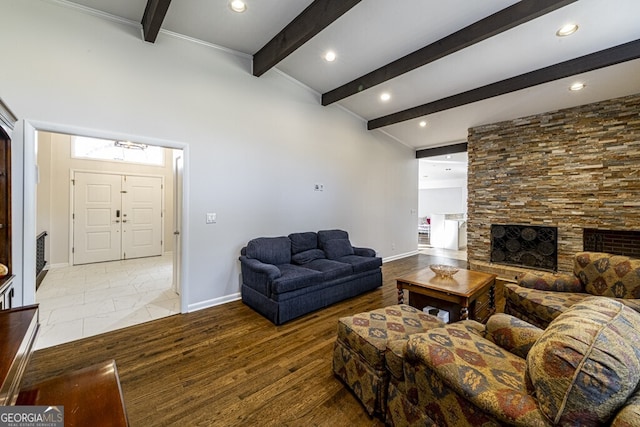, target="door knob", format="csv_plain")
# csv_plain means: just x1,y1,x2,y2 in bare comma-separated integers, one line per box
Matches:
122,220,128,223
114,220,120,223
